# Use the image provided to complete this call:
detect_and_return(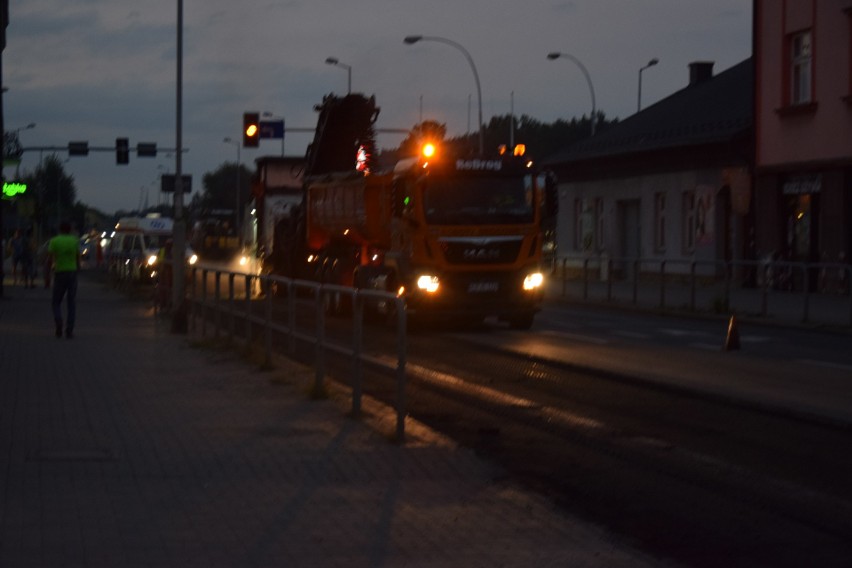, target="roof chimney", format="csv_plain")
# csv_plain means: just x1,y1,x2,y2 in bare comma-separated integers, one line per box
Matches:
689,61,714,86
